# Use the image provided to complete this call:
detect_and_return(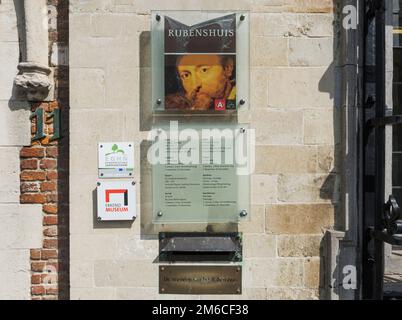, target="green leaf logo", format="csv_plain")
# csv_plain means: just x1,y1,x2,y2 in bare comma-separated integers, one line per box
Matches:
106,144,125,156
